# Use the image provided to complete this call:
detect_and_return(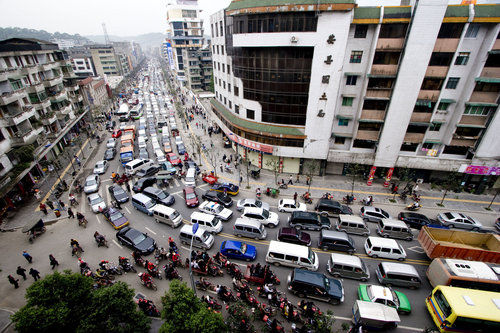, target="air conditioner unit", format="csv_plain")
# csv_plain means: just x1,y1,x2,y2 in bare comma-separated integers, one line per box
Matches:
290,36,298,43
